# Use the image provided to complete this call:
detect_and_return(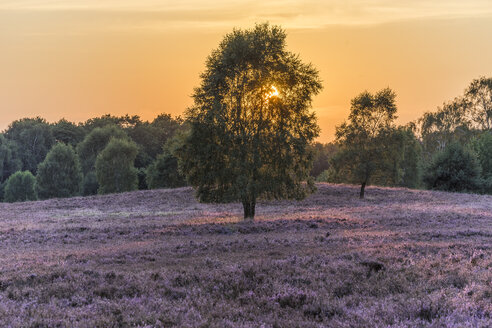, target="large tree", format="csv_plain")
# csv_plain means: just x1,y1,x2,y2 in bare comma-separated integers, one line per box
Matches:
177,23,322,219
334,88,398,198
